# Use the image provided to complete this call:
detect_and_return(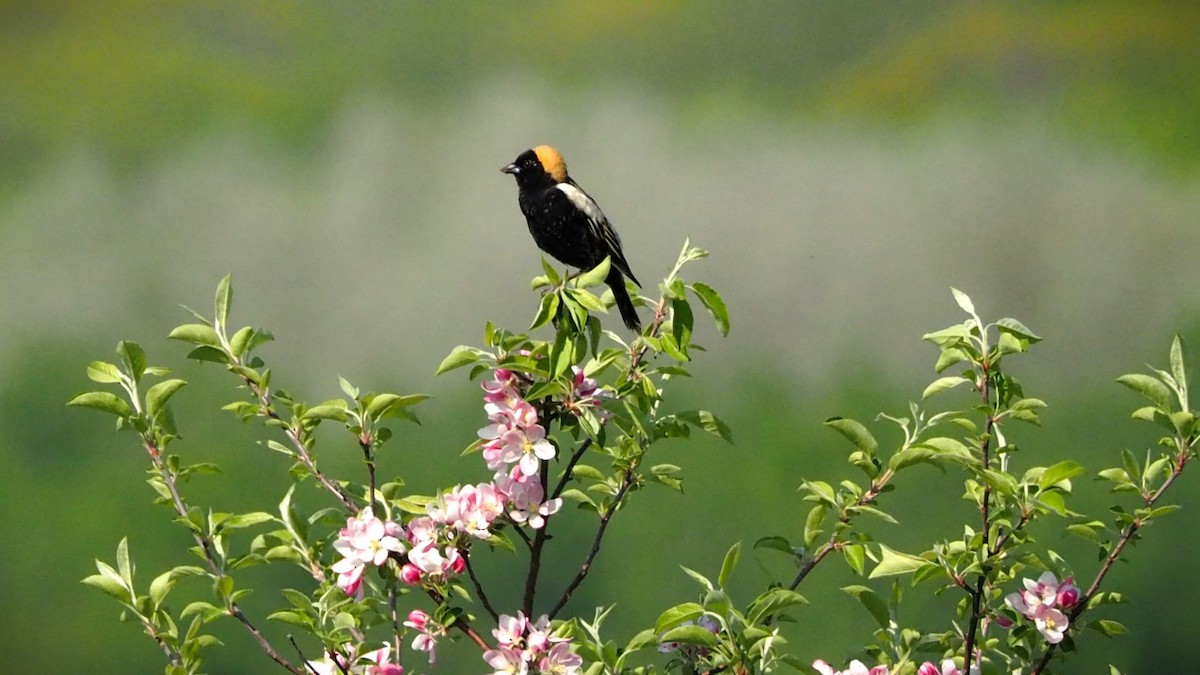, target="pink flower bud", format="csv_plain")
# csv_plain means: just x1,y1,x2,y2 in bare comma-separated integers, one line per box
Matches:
406,609,429,629
918,663,940,675
994,614,1014,628
450,553,466,574
1056,584,1080,608
400,563,422,585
